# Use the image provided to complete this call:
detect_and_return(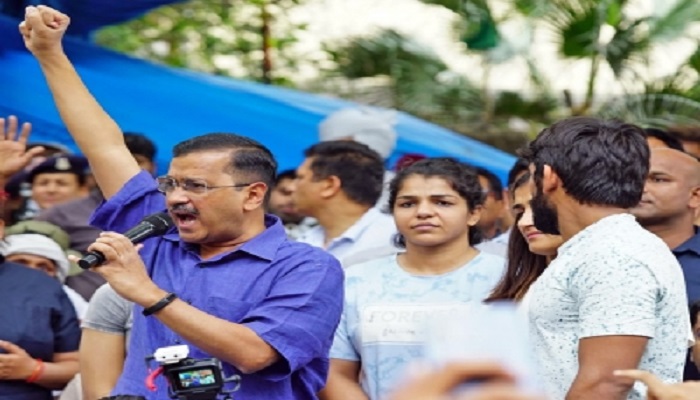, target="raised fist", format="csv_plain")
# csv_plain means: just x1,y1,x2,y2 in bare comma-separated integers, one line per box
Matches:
18,5,70,56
